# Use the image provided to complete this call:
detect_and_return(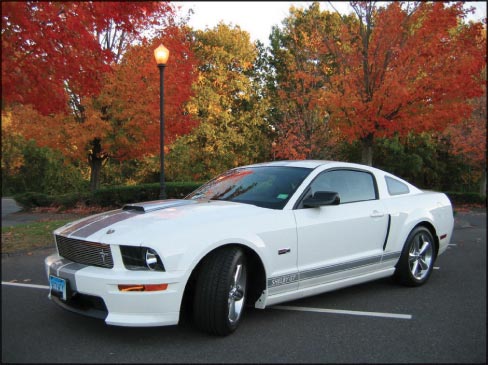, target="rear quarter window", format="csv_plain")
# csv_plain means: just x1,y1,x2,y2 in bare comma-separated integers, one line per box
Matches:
385,176,410,196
